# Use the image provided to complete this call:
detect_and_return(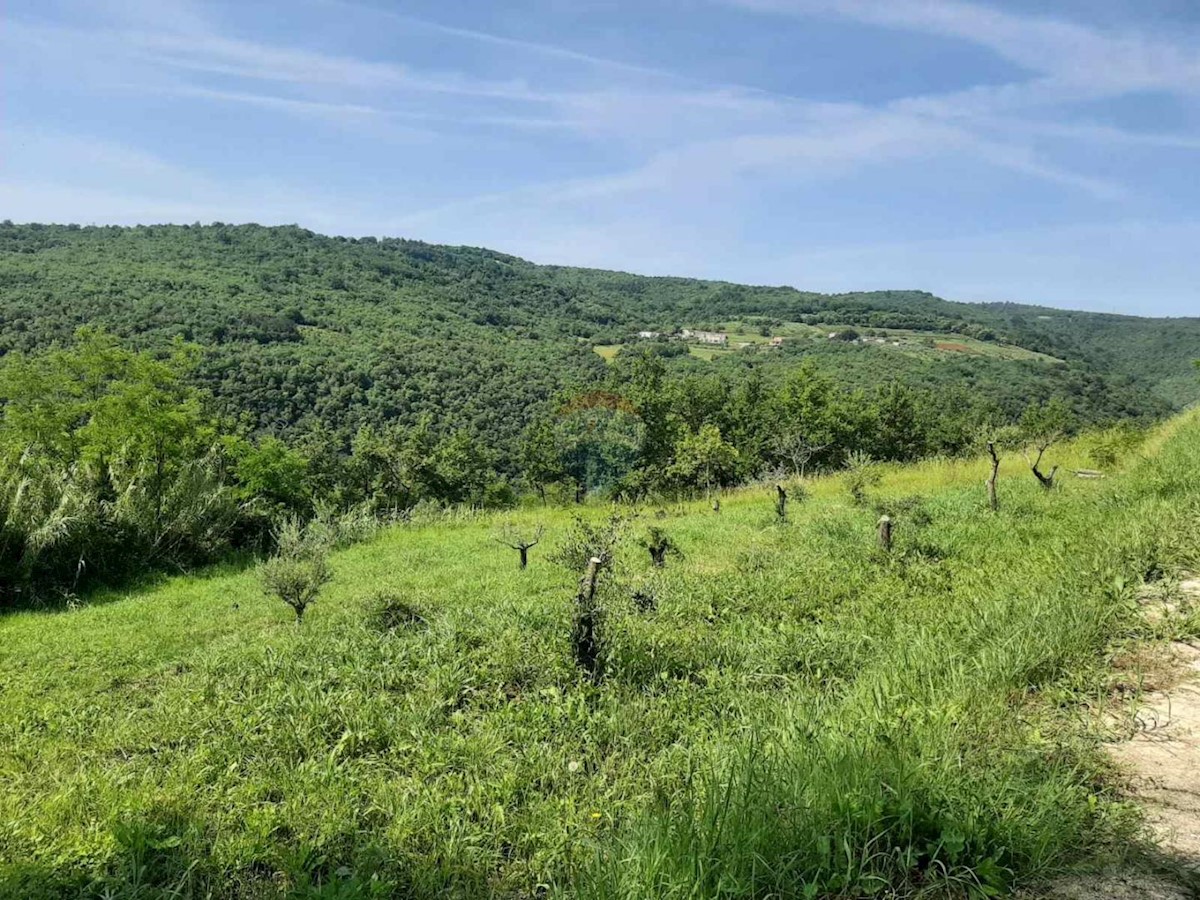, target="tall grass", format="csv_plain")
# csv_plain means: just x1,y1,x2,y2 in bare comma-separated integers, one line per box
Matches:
577,414,1200,899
